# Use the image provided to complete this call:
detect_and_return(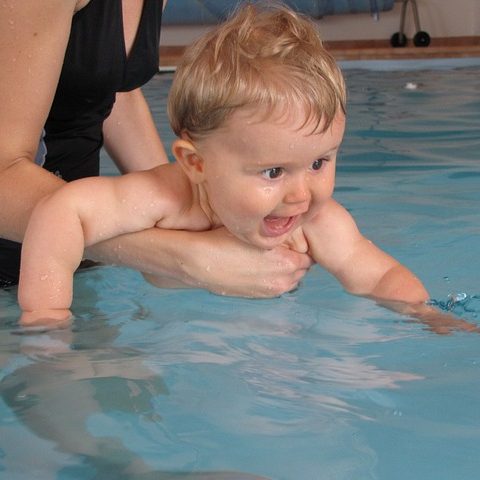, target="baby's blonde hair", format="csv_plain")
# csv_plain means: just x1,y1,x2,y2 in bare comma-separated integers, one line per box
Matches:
168,2,346,140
